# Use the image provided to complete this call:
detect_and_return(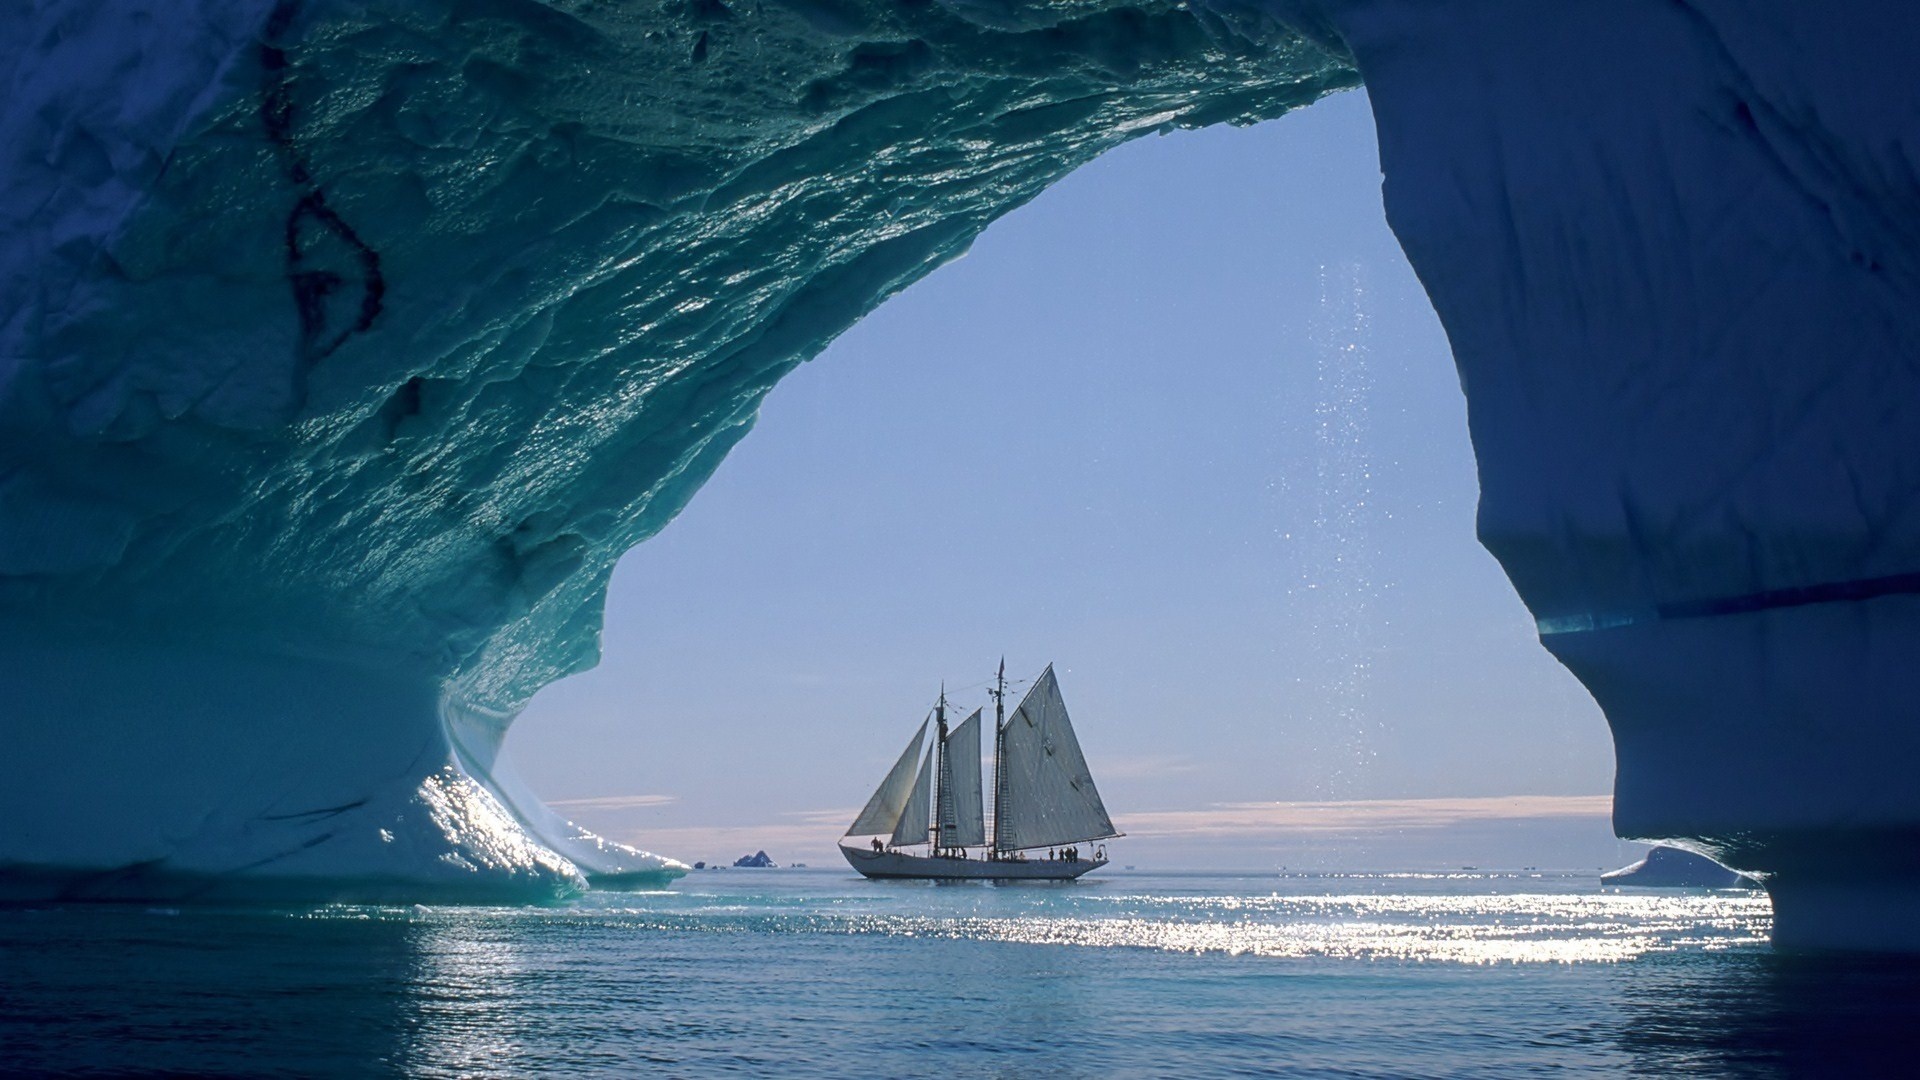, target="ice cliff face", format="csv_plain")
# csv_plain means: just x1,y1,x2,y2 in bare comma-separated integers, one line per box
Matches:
1332,0,1920,950
4,0,1918,944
